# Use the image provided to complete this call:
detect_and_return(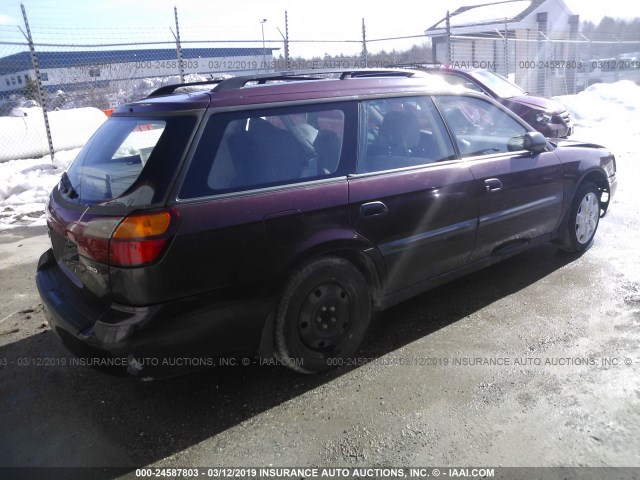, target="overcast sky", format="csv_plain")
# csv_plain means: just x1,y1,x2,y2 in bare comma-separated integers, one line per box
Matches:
0,0,638,57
